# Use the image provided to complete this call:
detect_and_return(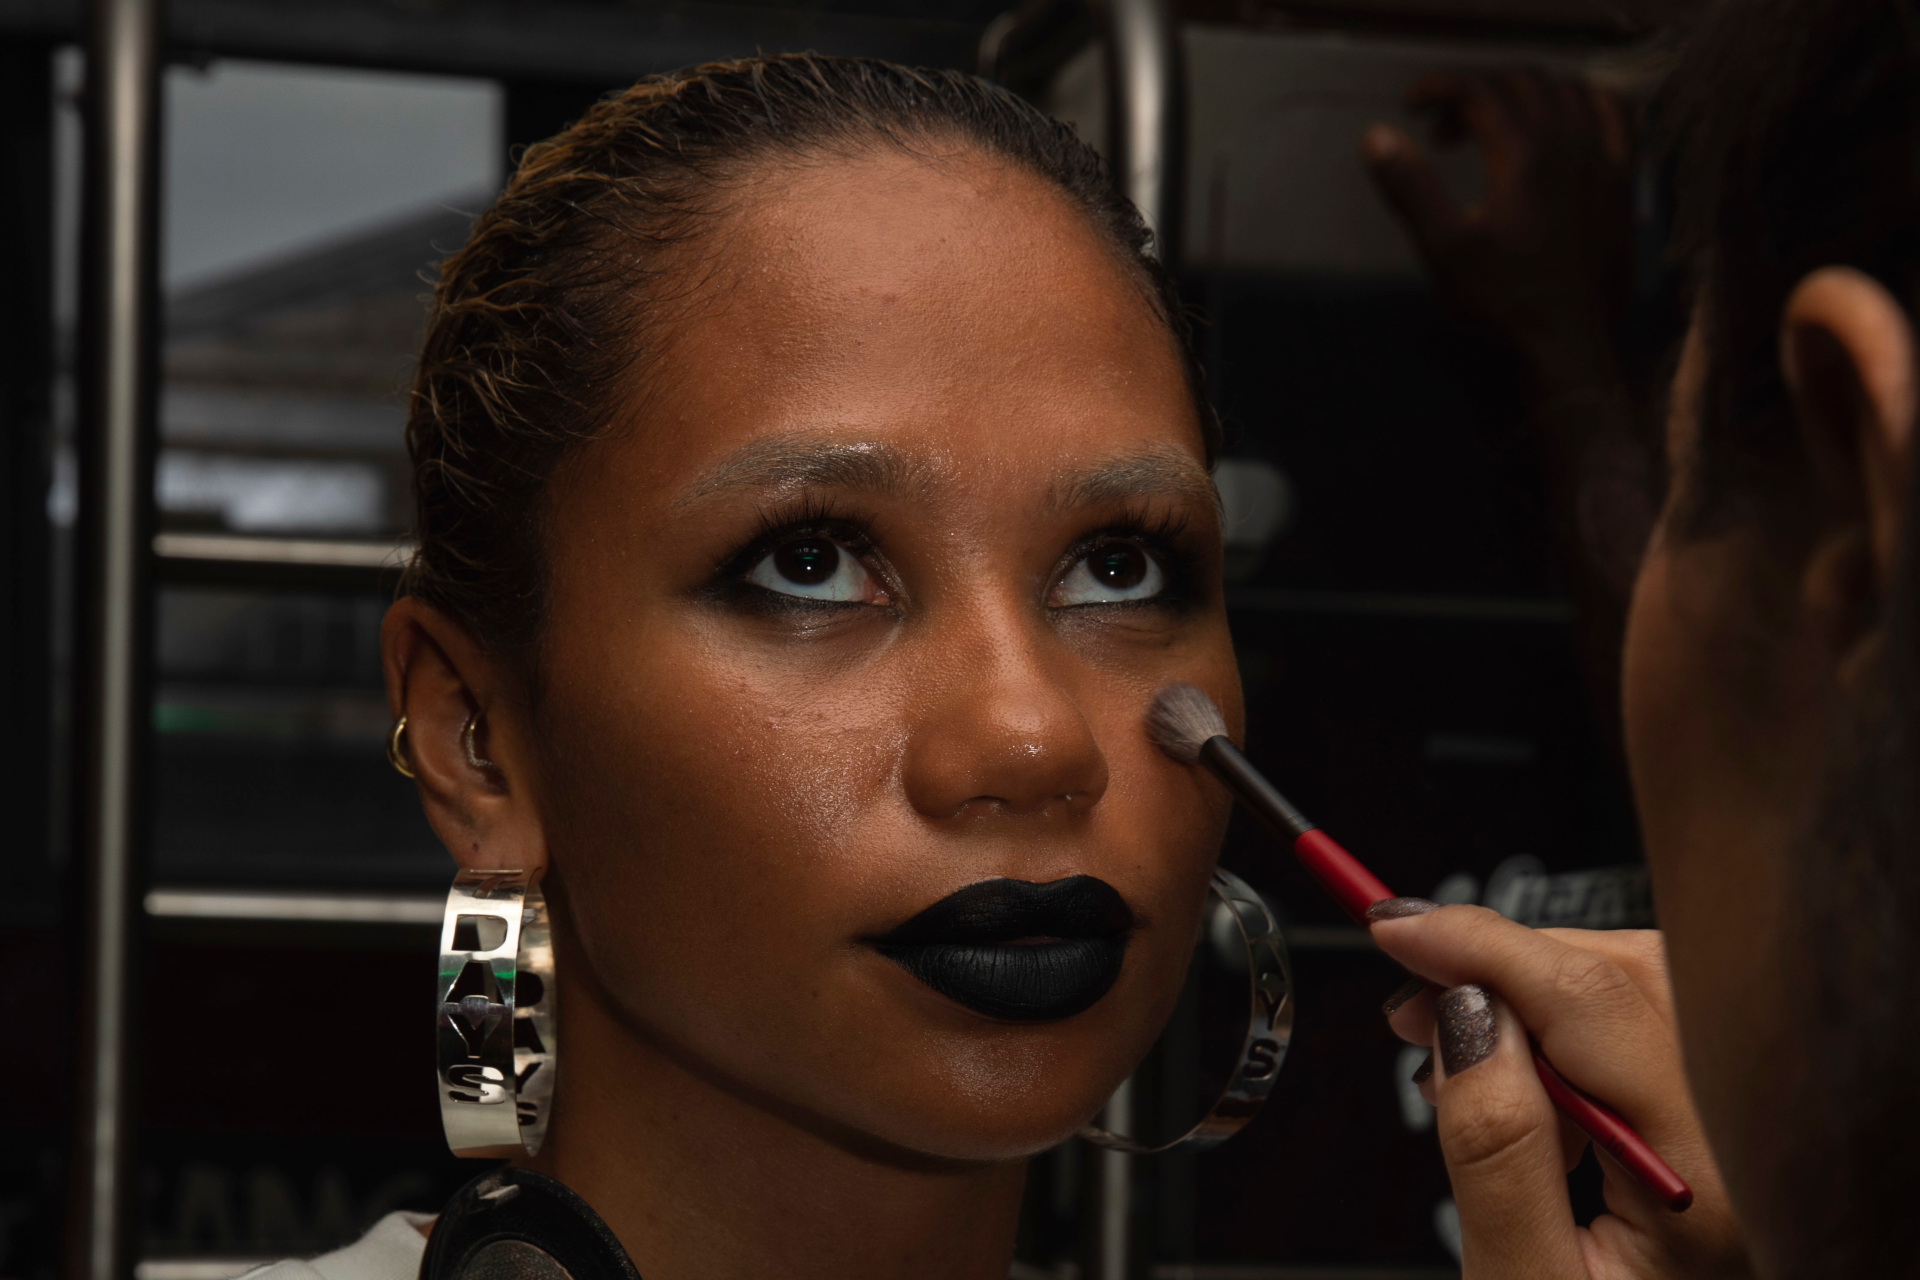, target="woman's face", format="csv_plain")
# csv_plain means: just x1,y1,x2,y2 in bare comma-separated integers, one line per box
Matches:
521,148,1237,1160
